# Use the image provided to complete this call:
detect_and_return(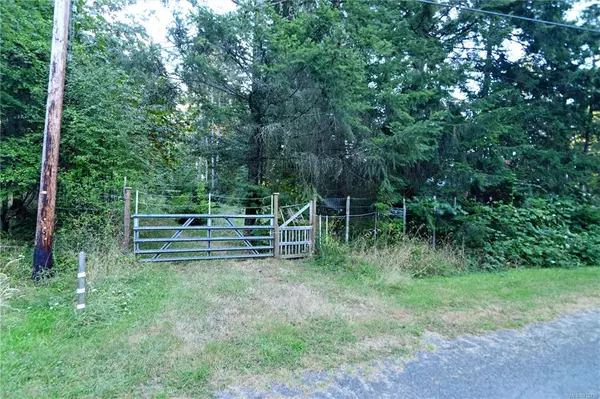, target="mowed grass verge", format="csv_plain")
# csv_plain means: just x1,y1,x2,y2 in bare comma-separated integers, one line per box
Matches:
2,257,599,398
